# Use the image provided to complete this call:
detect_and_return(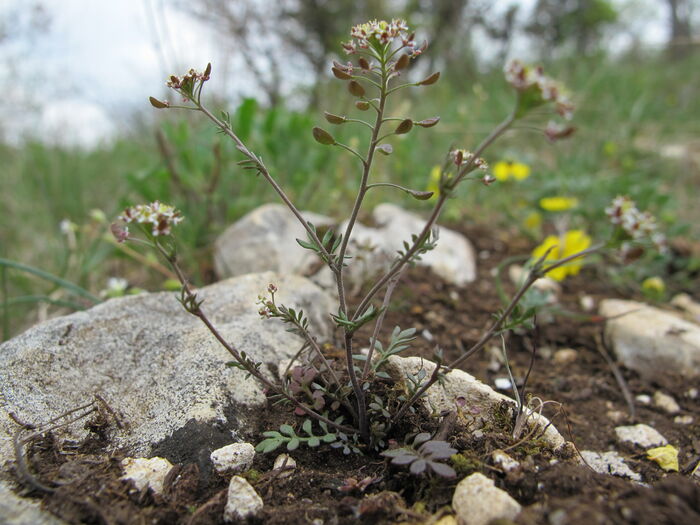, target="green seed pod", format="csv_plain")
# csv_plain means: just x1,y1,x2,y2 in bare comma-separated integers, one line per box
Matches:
348,80,366,97
418,72,440,86
408,189,434,200
324,112,346,125
377,144,393,155
312,127,336,145
395,119,413,135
